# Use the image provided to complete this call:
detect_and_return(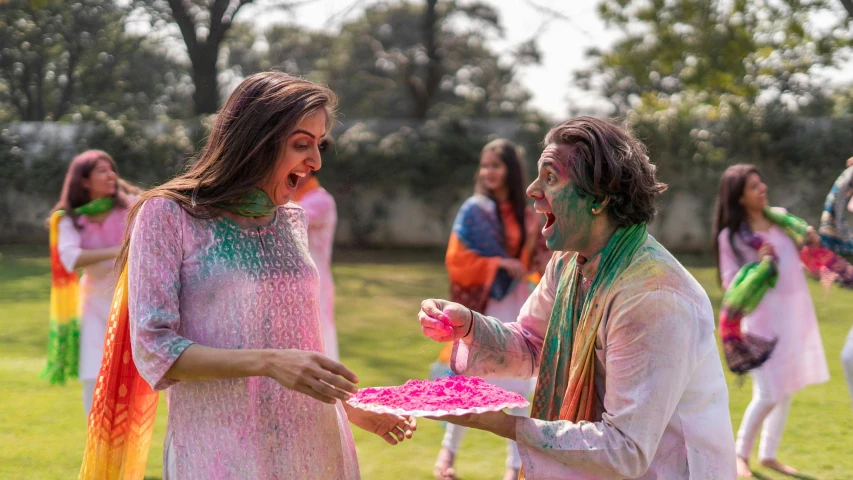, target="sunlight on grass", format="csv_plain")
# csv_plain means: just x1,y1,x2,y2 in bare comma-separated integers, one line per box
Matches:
1,245,851,479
